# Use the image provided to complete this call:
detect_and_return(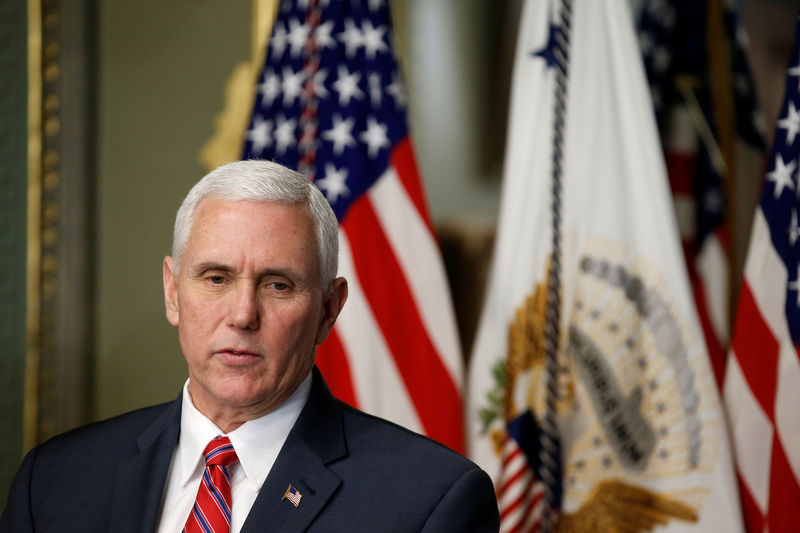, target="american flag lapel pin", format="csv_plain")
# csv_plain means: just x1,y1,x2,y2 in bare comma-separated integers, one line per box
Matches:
282,484,303,508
